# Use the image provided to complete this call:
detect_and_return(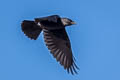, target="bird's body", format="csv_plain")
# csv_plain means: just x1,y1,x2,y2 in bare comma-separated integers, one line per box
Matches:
35,15,64,30
21,15,78,75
